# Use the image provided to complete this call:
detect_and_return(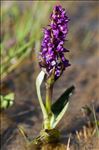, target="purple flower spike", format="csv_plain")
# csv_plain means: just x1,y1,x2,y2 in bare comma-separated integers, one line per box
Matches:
39,5,70,80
